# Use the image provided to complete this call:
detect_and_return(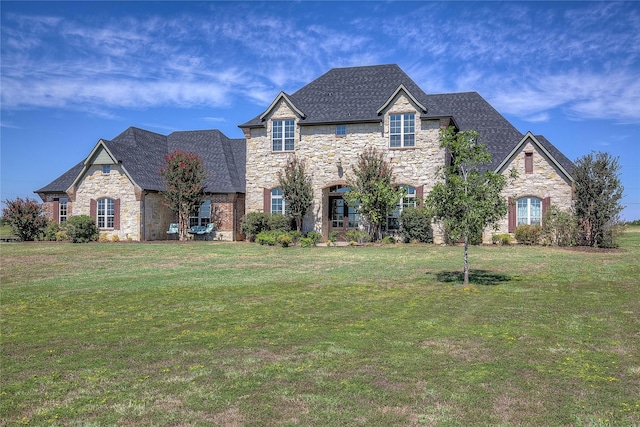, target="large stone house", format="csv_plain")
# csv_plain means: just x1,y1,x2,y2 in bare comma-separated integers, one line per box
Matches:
36,127,245,241
37,64,574,242
239,64,575,243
